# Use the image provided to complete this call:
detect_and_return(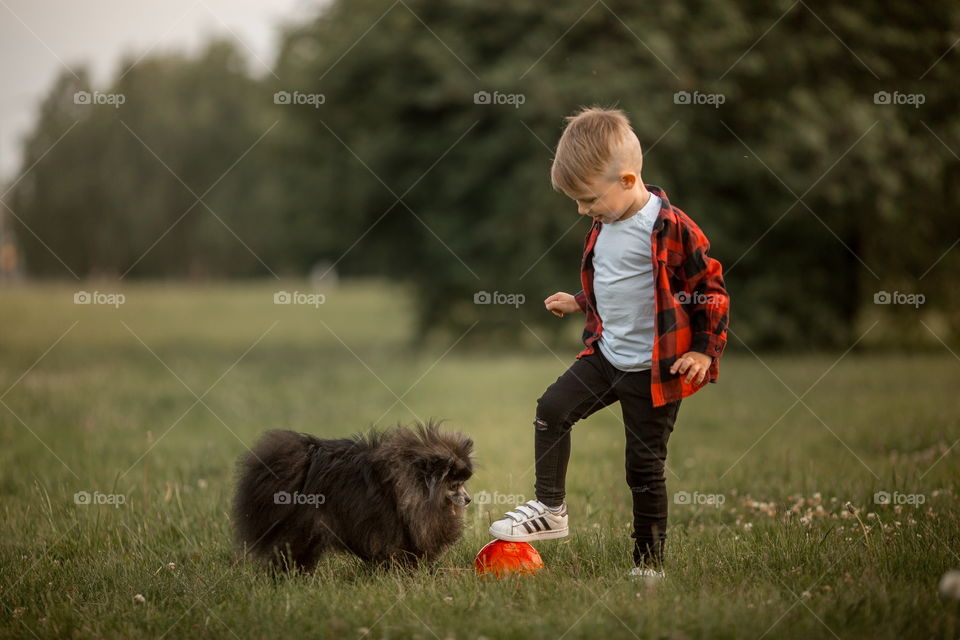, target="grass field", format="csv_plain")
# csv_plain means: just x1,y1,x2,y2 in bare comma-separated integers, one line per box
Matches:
1,280,958,639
